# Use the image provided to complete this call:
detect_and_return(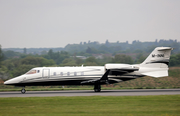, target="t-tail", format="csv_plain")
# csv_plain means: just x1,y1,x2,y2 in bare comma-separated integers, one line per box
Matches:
139,47,173,78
